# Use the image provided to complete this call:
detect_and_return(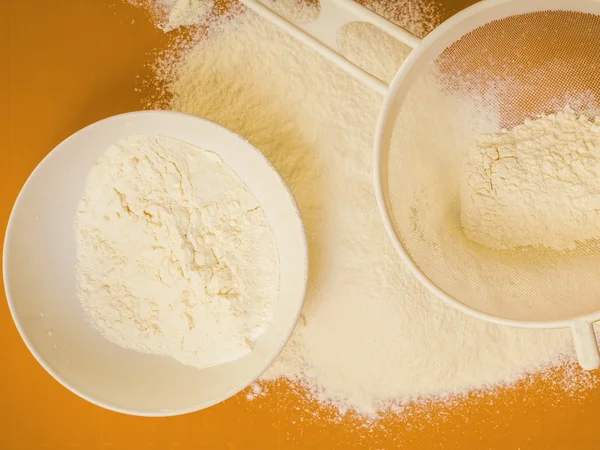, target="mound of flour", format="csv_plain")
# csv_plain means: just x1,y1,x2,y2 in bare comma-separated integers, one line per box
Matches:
462,108,600,251
75,134,279,369
144,5,595,416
